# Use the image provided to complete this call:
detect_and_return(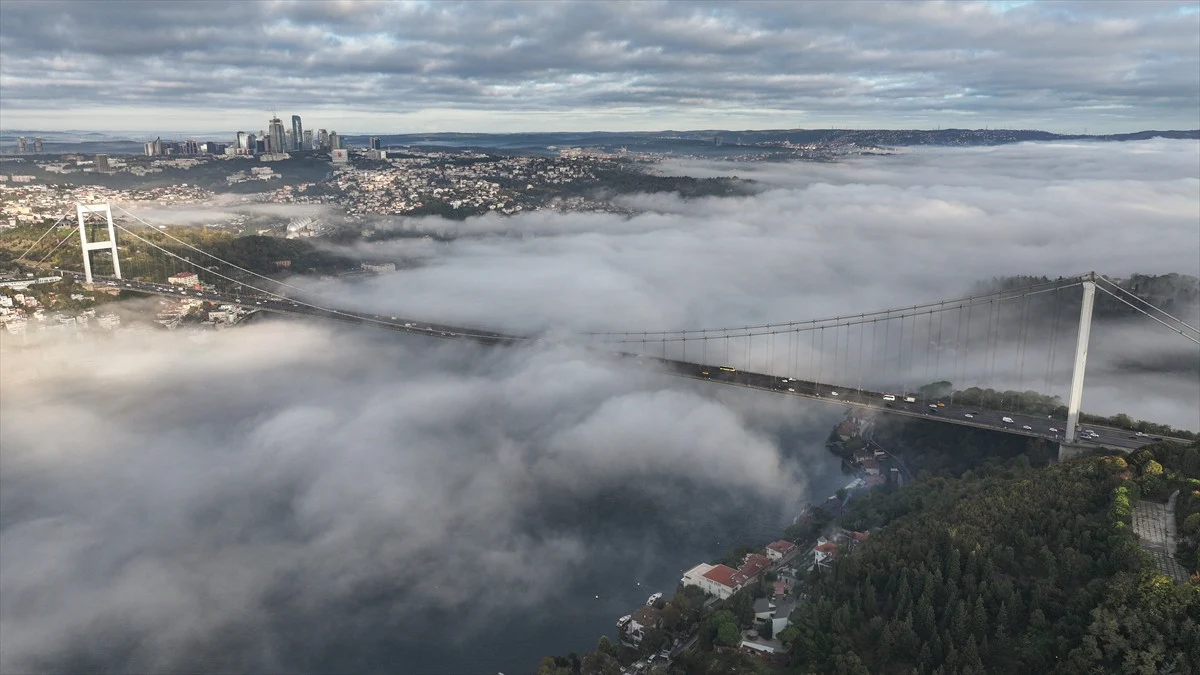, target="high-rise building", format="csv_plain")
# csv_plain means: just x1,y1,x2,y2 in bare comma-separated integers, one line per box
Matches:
318,129,329,150
246,133,256,154
291,115,303,151
183,139,199,155
369,137,381,150
328,131,340,150
303,129,313,150
95,154,109,172
268,116,286,154
285,129,293,153
144,138,162,156
237,131,248,152
16,137,27,153
33,138,43,153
